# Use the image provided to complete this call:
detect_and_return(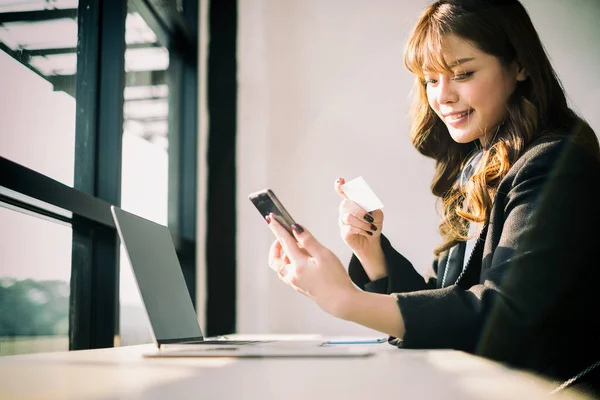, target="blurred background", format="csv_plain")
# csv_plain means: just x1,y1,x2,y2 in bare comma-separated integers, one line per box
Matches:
1,0,599,355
